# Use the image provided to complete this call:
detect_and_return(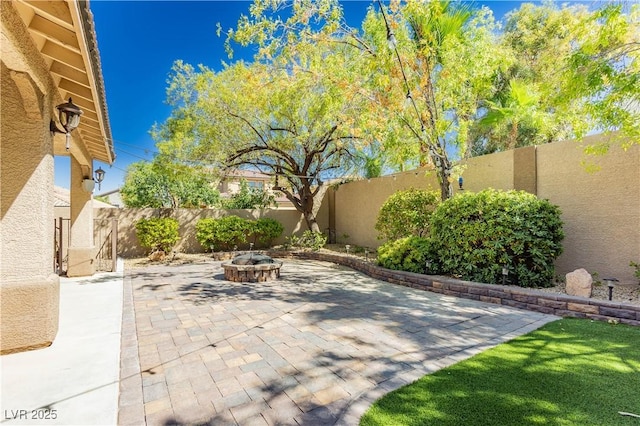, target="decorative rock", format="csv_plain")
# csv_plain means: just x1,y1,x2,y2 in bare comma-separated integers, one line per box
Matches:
148,251,166,261
566,268,593,298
